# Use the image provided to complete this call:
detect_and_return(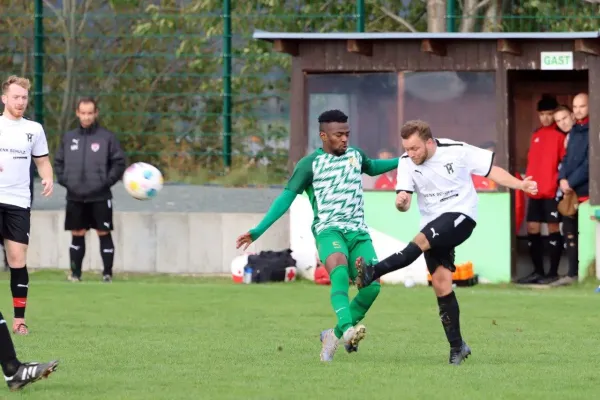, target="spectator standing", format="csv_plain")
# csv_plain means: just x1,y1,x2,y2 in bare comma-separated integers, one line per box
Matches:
551,93,589,287
373,148,397,190
471,141,498,191
54,98,126,283
517,96,566,284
